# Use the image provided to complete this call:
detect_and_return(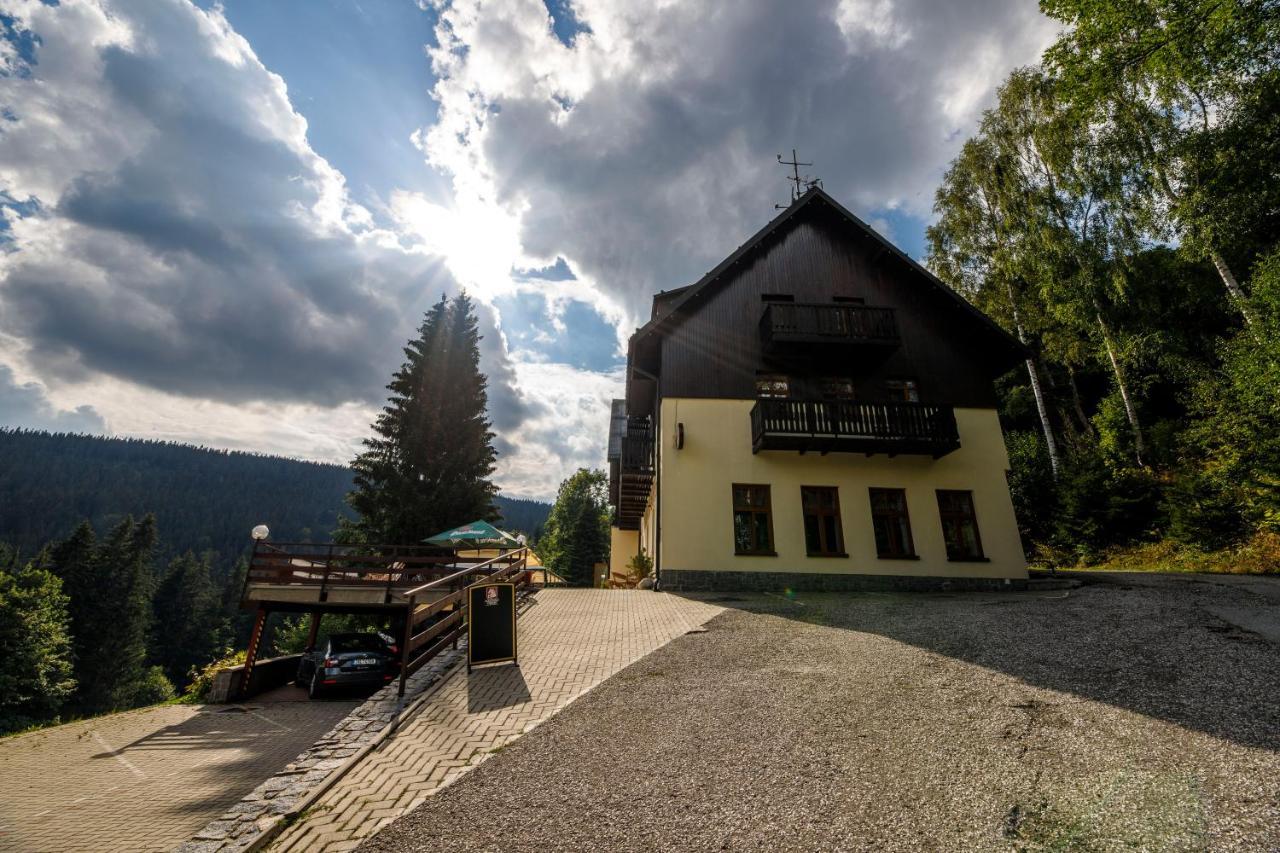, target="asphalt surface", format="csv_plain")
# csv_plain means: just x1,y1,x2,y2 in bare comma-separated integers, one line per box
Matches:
361,573,1280,852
